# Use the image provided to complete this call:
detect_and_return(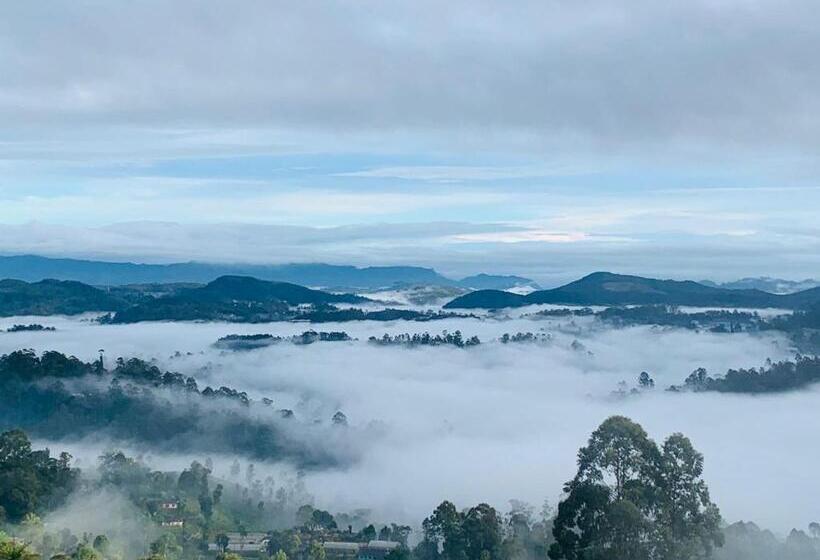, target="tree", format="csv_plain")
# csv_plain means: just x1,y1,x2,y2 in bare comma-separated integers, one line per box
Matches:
73,544,100,560
91,535,110,556
0,534,38,560
423,501,465,560
149,534,181,560
308,542,326,560
177,461,209,496
638,372,655,389
0,430,77,522
359,525,377,542
422,501,504,560
311,509,337,530
271,551,288,560
462,504,502,560
652,434,723,559
215,534,230,553
549,416,722,560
